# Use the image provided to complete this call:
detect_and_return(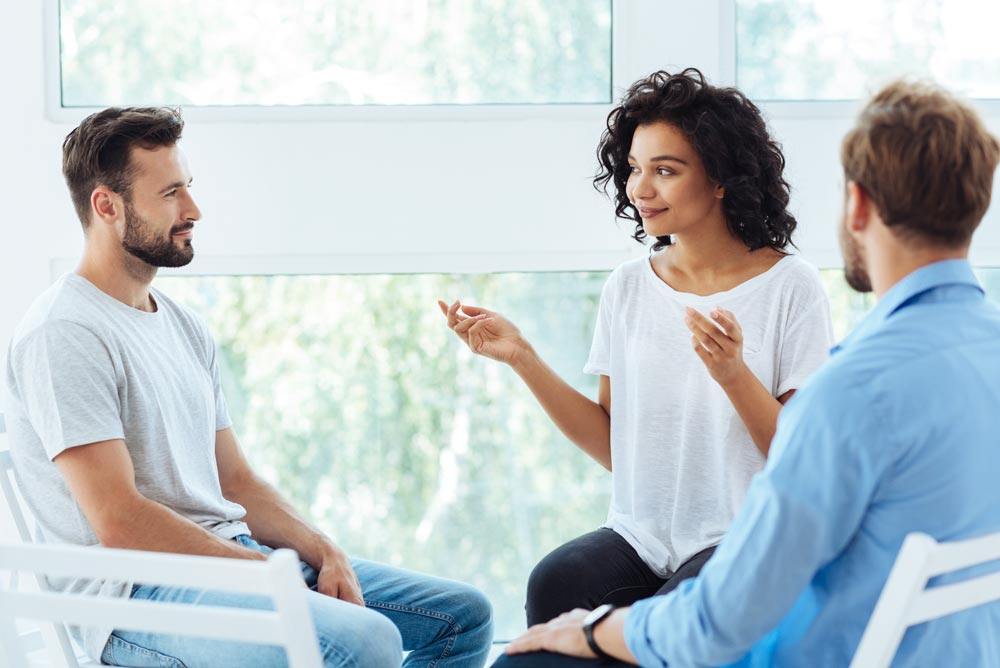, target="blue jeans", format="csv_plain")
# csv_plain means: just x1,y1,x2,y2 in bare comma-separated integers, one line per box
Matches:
101,536,493,668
